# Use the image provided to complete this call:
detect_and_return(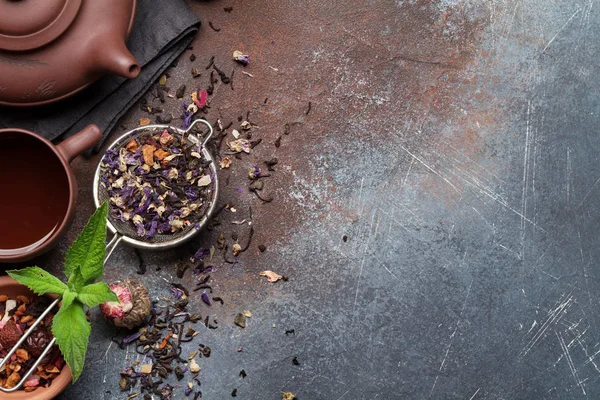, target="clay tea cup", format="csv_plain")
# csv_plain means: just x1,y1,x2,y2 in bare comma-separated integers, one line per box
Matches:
0,125,102,263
